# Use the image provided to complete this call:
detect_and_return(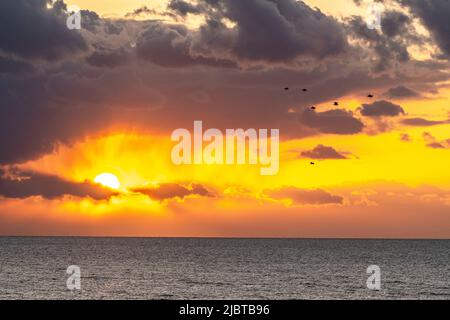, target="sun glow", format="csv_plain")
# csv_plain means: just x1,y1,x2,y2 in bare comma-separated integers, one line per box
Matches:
94,173,121,190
